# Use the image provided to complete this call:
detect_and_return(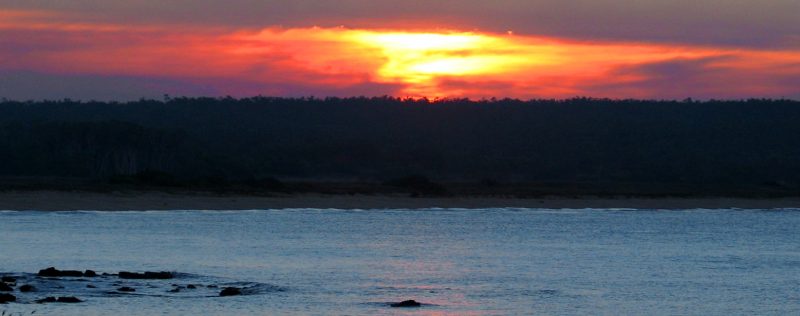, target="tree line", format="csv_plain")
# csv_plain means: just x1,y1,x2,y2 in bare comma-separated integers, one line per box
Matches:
1,97,799,195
